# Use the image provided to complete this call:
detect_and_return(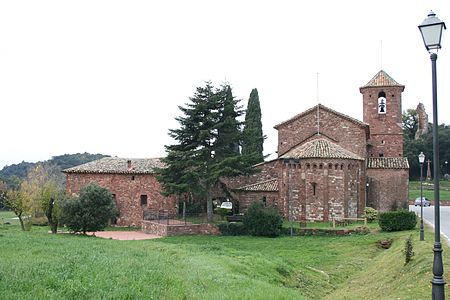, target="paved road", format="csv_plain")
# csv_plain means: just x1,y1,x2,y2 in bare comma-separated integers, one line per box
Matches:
410,205,450,244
